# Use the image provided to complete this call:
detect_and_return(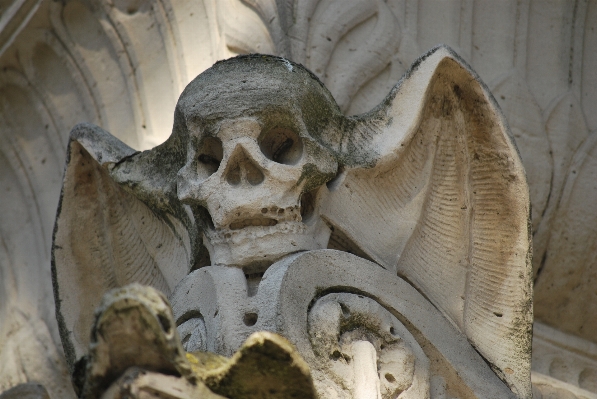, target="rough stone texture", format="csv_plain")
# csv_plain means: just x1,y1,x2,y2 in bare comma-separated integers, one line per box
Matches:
100,368,225,399
169,250,519,398
78,284,316,399
49,47,532,397
531,323,597,398
52,124,191,366
0,309,73,398
0,383,50,399
77,284,195,399
0,1,594,397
